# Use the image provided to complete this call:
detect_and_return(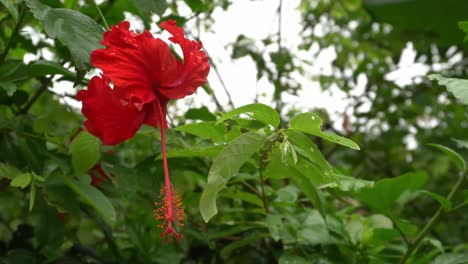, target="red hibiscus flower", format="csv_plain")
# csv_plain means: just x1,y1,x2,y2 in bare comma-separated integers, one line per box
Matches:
76,20,210,242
